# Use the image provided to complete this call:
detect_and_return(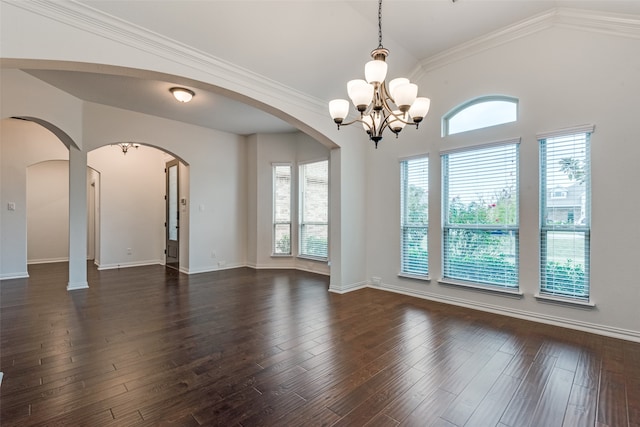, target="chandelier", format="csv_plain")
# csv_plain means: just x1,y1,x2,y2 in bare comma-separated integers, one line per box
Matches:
113,142,140,155
329,0,431,148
